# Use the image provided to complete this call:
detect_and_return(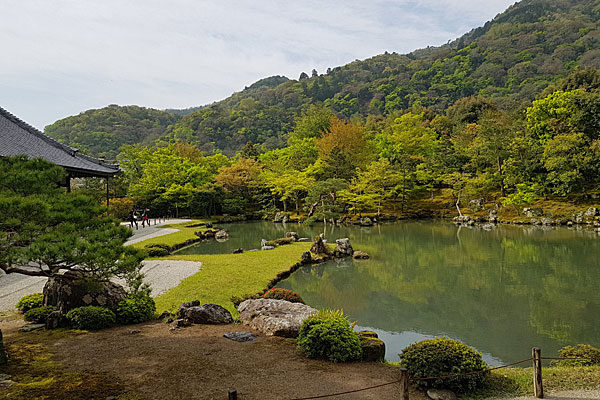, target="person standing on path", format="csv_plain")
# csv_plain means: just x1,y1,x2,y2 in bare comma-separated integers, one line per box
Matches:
128,209,138,230
141,208,149,227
